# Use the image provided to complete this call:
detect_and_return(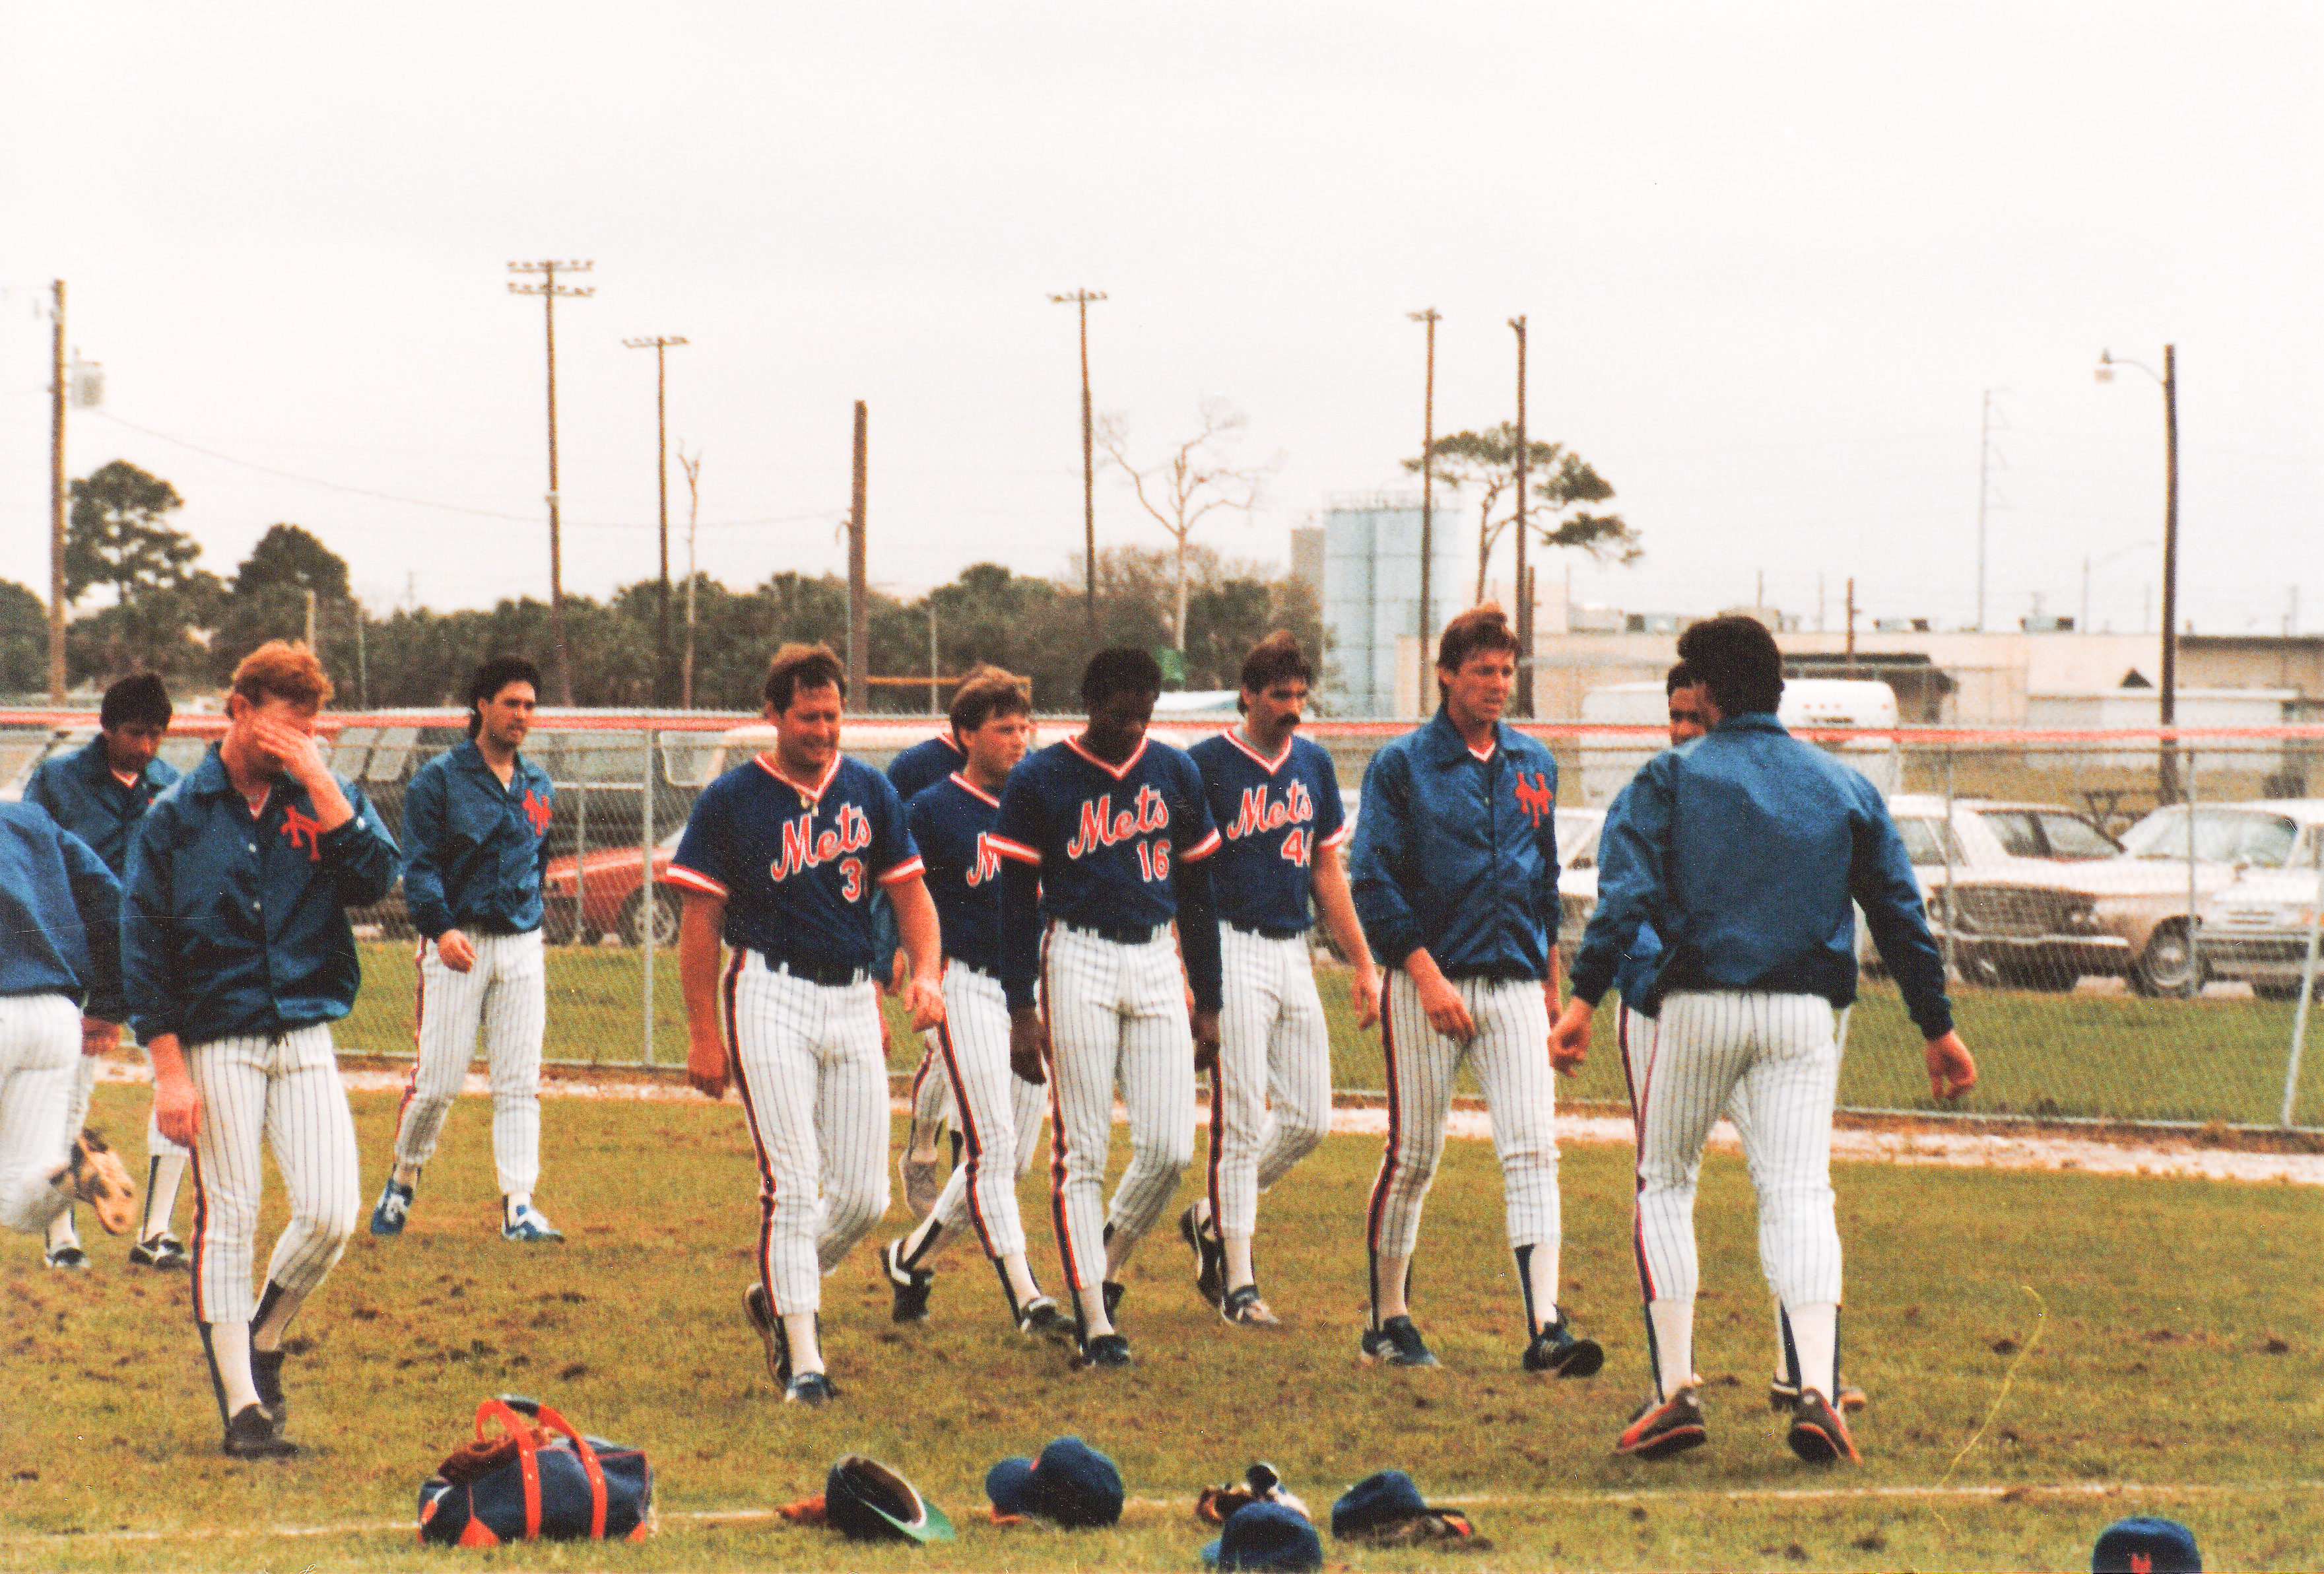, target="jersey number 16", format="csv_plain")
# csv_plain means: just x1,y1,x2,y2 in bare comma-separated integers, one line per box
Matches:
1133,839,1172,882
